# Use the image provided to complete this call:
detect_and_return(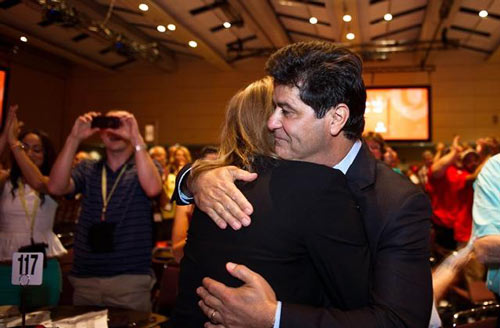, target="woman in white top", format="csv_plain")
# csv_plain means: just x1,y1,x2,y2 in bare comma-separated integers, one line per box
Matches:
0,105,66,307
